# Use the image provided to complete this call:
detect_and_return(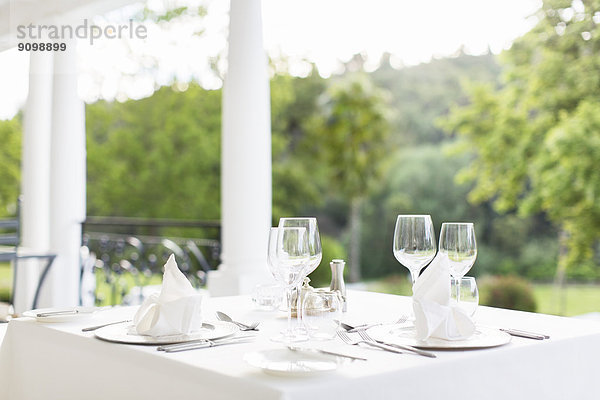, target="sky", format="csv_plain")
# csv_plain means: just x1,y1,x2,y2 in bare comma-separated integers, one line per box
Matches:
0,0,541,120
